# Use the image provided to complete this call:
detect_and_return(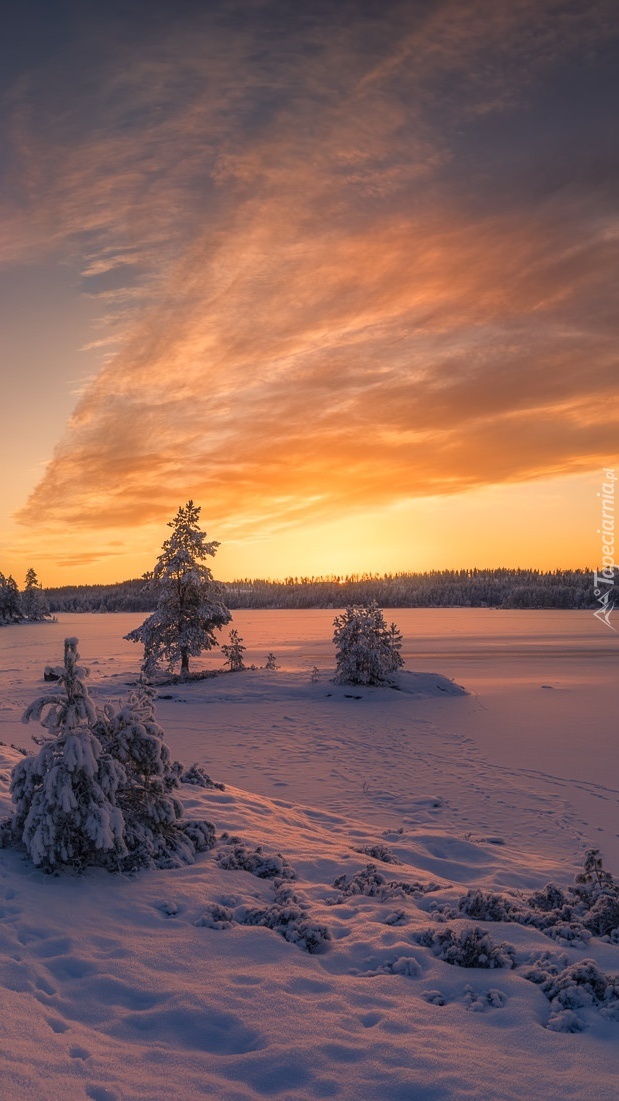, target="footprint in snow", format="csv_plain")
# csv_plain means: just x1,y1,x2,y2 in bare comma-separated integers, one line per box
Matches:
69,1045,90,1060
46,1017,69,1034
